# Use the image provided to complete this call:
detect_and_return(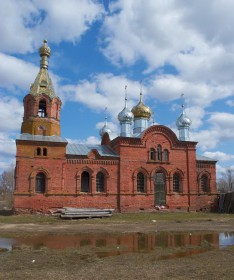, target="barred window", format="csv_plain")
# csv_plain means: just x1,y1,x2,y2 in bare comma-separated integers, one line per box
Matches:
137,172,145,193
201,175,209,192
96,172,105,192
35,172,46,193
173,173,181,192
